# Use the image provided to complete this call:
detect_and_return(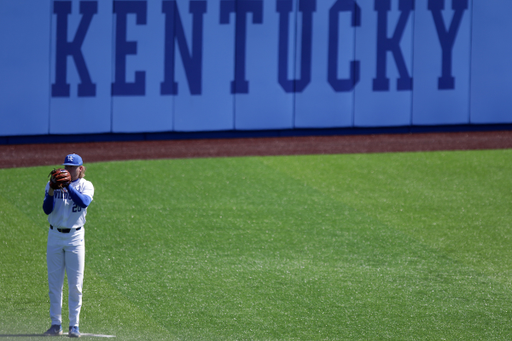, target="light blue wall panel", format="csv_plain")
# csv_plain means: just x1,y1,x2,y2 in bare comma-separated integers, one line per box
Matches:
174,0,234,132
354,0,414,127
412,0,471,125
0,0,51,136
294,0,355,128
5,0,512,140
233,0,294,130
112,0,173,133
470,0,512,124
50,0,113,134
